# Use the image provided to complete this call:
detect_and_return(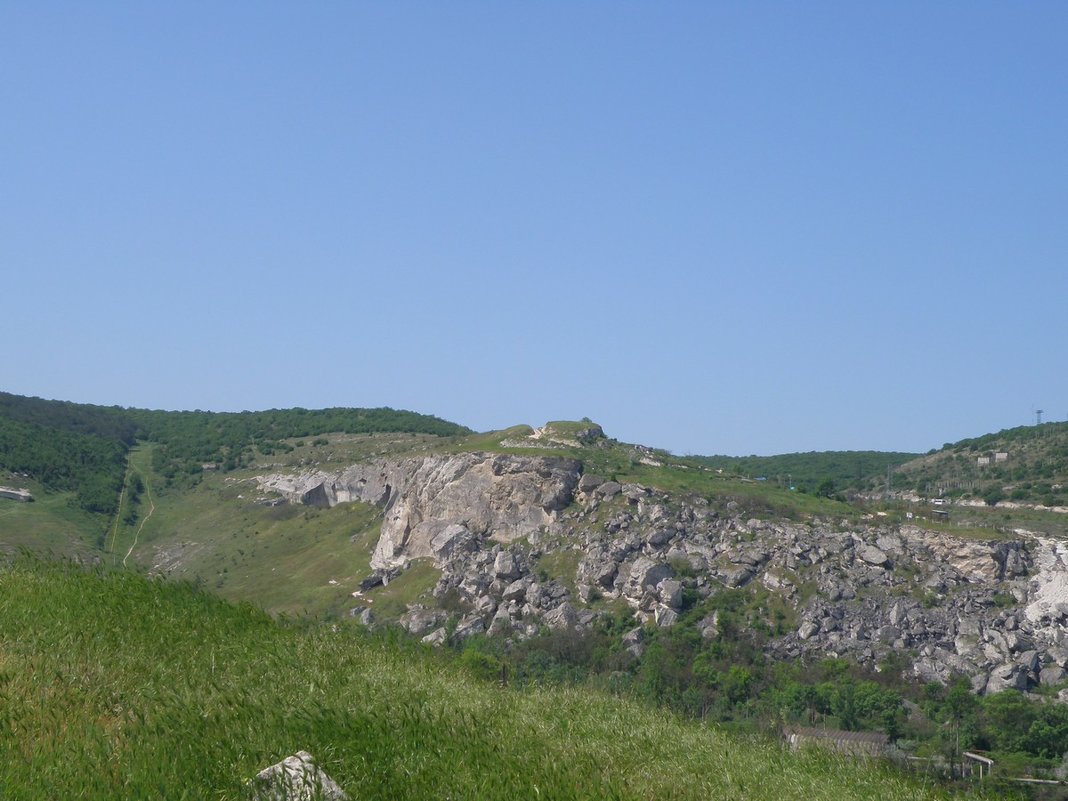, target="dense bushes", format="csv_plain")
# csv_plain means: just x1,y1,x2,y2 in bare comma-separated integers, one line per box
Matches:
128,406,471,481
0,416,127,515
